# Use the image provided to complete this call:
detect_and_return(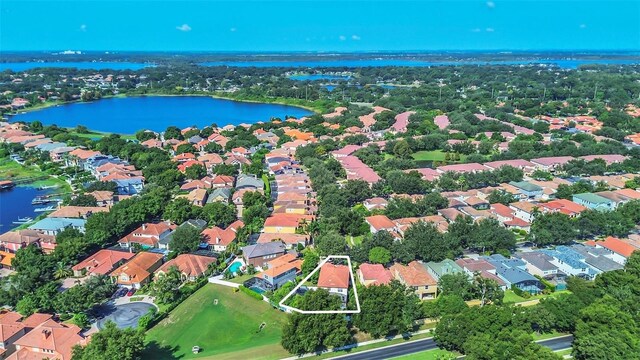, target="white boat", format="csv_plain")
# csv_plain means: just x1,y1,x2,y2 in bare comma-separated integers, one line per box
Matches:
12,217,33,224
34,206,56,212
